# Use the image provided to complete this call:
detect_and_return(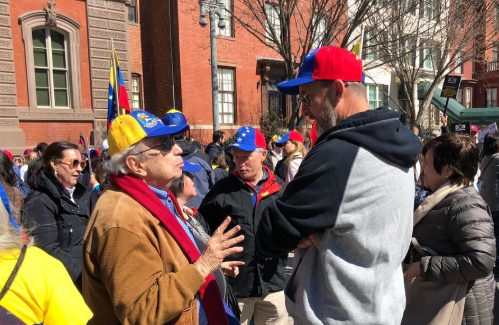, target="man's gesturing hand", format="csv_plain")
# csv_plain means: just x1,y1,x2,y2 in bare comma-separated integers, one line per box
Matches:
194,217,244,278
